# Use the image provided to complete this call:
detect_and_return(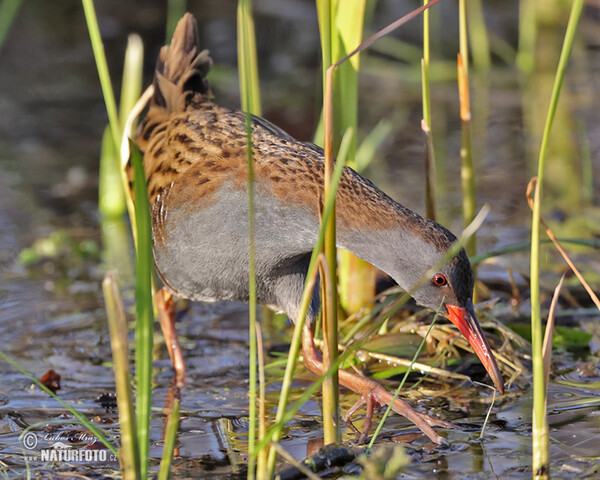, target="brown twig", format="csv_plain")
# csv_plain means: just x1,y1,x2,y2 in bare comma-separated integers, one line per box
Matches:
543,274,565,388
526,177,600,312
